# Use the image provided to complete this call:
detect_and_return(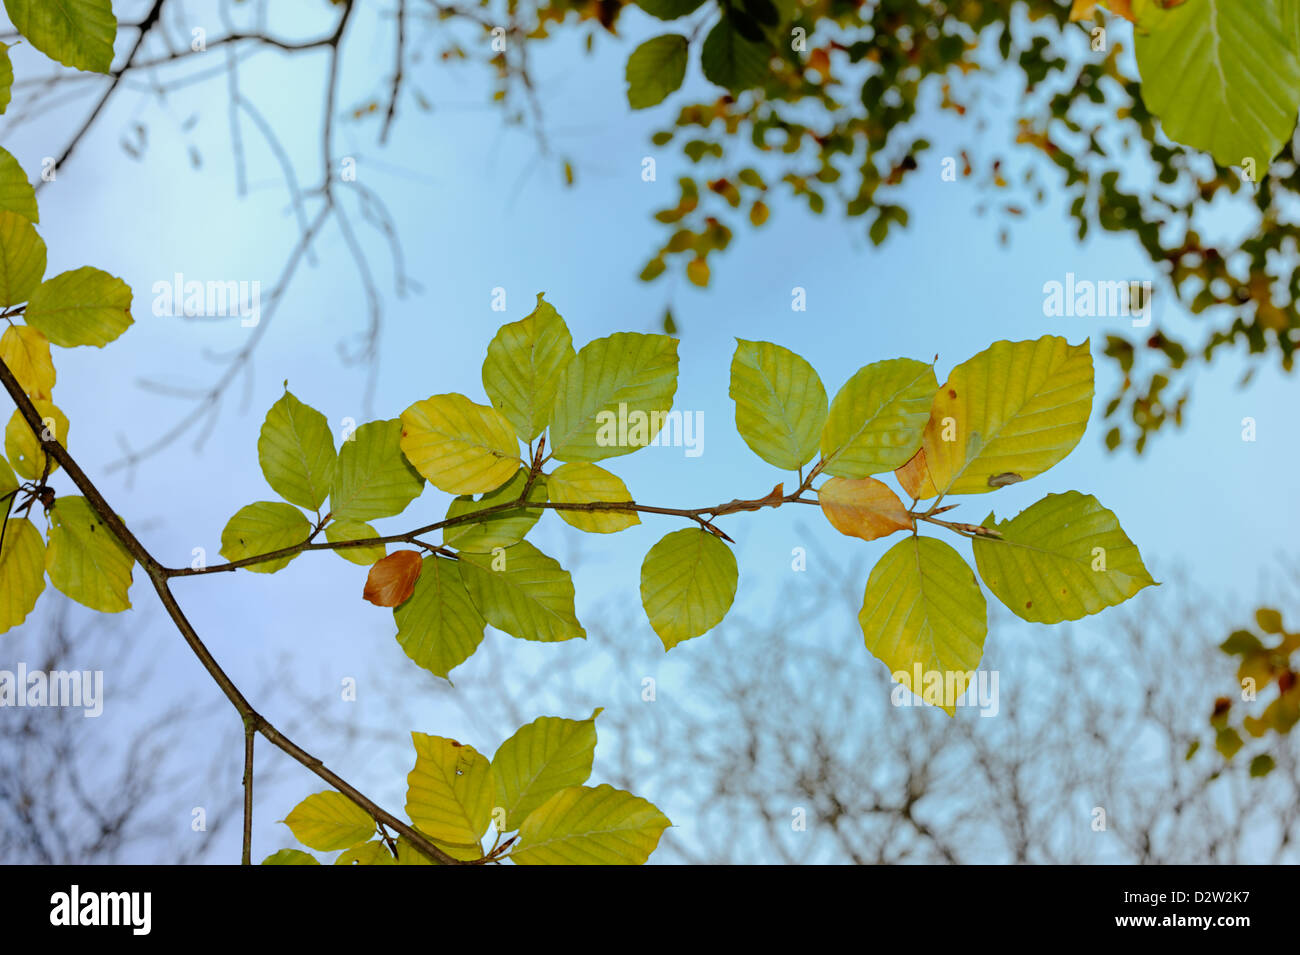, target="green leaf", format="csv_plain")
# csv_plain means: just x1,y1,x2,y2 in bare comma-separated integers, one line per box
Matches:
456,540,586,642
399,393,520,495
546,462,639,533
729,339,827,470
636,0,706,19
281,791,375,852
0,325,55,399
23,266,133,347
0,516,44,633
510,784,671,865
550,332,679,462
393,554,485,680
336,841,396,865
257,389,336,511
922,337,1093,495
1136,0,1300,168
44,495,133,612
260,848,320,865
2,0,116,73
5,400,67,479
329,418,424,521
395,837,436,865
0,453,15,517
219,501,310,573
858,536,987,716
491,709,602,831
324,518,385,565
700,17,770,92
820,358,936,478
442,468,546,552
972,491,1156,624
1249,754,1276,778
481,292,576,442
405,733,493,847
0,146,37,221
0,209,45,306
640,528,738,650
626,34,689,109
0,43,11,115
